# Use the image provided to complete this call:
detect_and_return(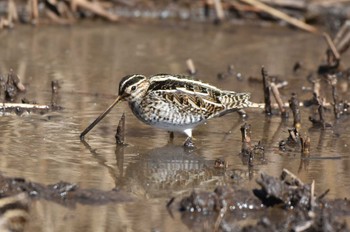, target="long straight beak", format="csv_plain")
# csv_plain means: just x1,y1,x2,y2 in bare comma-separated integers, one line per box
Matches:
80,96,122,140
